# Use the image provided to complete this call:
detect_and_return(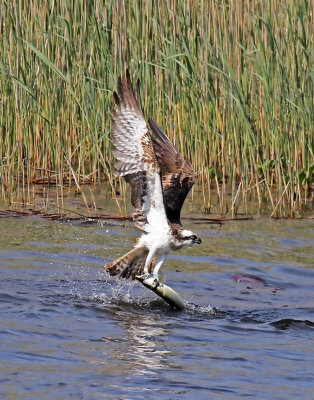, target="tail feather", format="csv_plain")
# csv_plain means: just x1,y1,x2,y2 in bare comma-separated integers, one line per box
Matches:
105,247,152,280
